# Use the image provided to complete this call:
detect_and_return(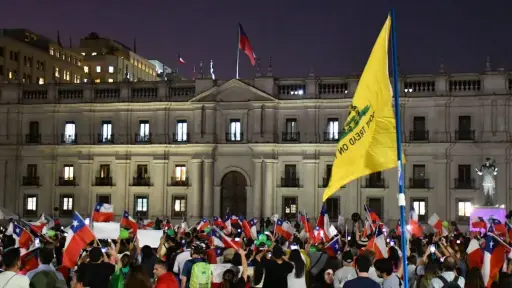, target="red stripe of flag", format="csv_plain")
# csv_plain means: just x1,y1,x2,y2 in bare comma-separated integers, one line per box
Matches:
238,23,256,66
